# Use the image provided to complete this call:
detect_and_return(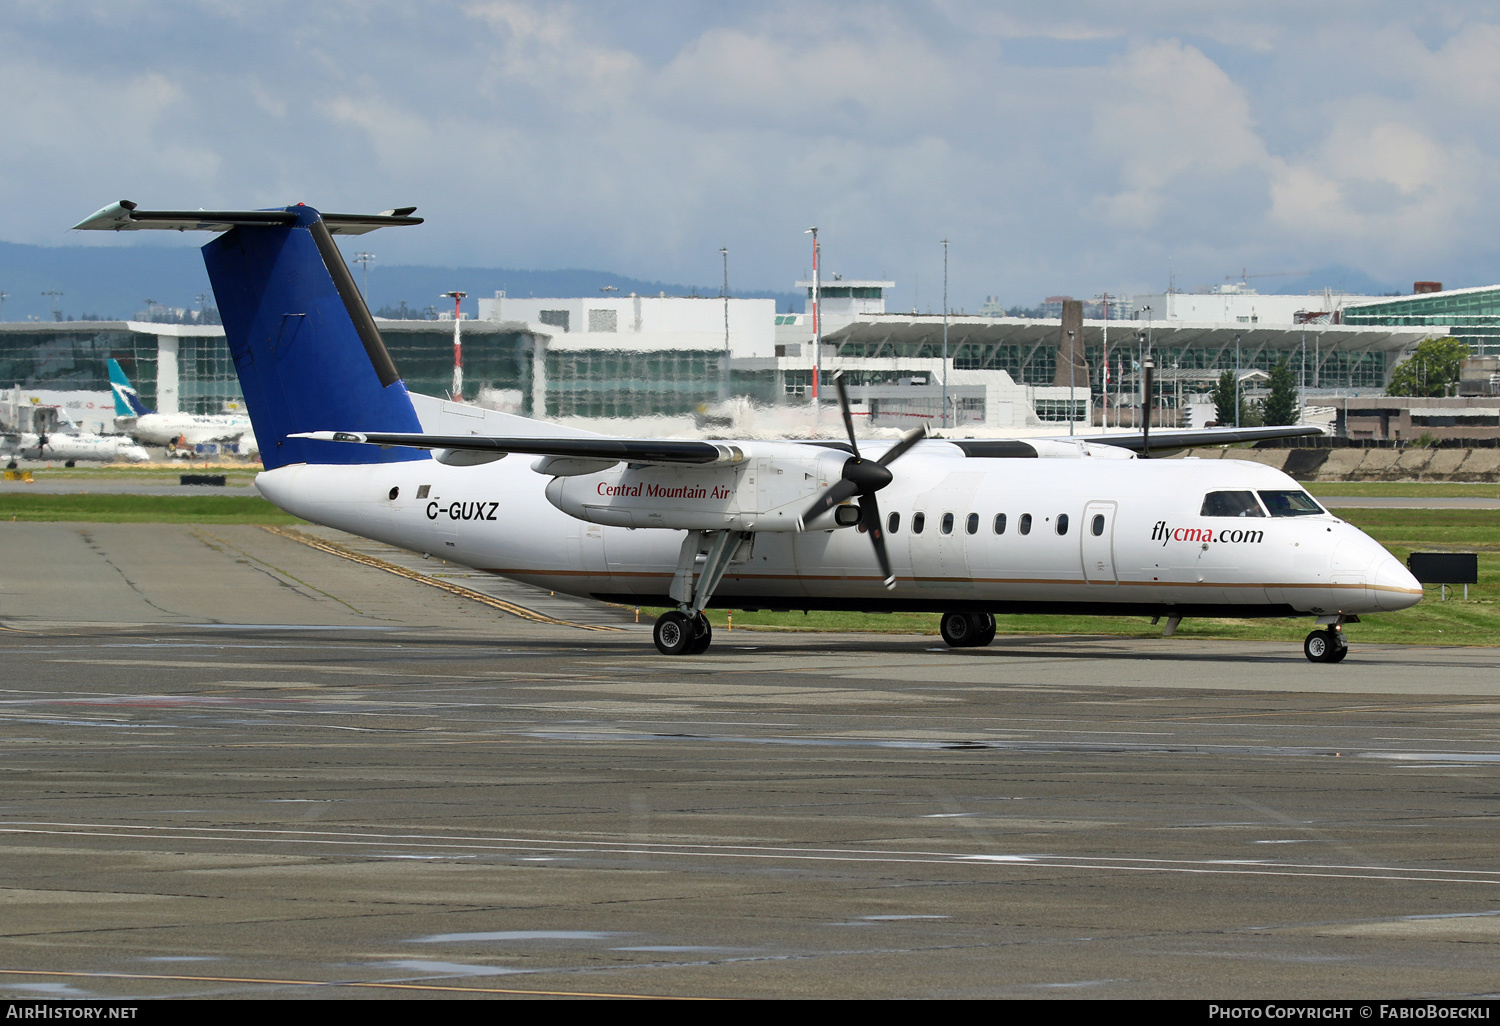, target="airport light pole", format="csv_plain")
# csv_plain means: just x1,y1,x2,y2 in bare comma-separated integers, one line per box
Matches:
0,291,8,322
1235,332,1241,429
353,252,375,302
443,291,466,402
1136,331,1145,429
942,238,949,430
1098,293,1112,429
43,290,63,322
805,227,820,413
720,246,730,401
